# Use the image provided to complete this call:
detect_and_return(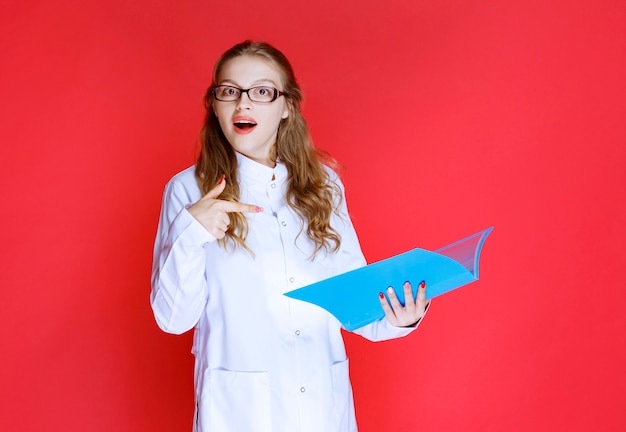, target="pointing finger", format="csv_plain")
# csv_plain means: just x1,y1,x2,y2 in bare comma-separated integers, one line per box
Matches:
220,201,263,214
